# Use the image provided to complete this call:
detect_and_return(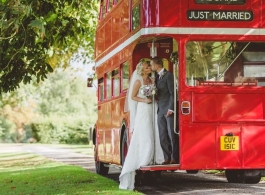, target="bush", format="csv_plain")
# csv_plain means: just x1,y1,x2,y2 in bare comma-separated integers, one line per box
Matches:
30,115,91,144
0,116,16,143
